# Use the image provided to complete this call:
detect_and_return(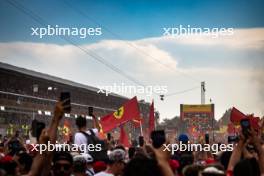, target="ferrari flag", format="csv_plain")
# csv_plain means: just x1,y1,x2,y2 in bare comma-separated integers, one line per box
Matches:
100,96,140,132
